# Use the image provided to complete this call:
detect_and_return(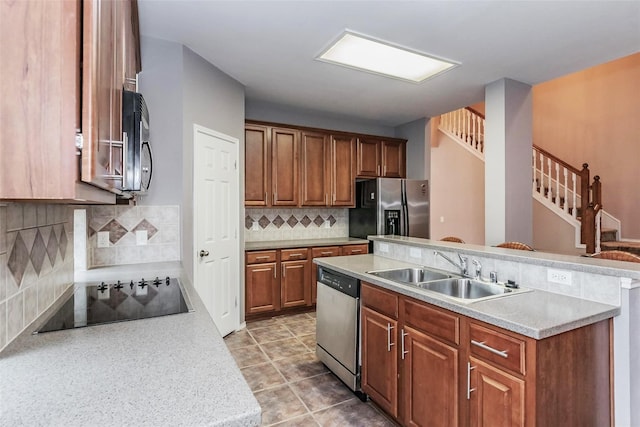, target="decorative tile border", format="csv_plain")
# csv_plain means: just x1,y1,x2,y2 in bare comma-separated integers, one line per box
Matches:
244,208,349,242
